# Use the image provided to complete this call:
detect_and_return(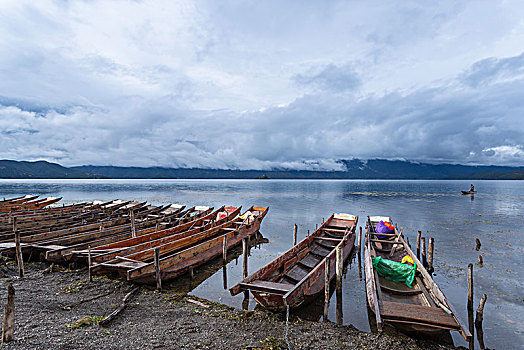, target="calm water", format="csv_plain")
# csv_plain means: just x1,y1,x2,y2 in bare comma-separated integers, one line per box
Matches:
0,179,522,349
